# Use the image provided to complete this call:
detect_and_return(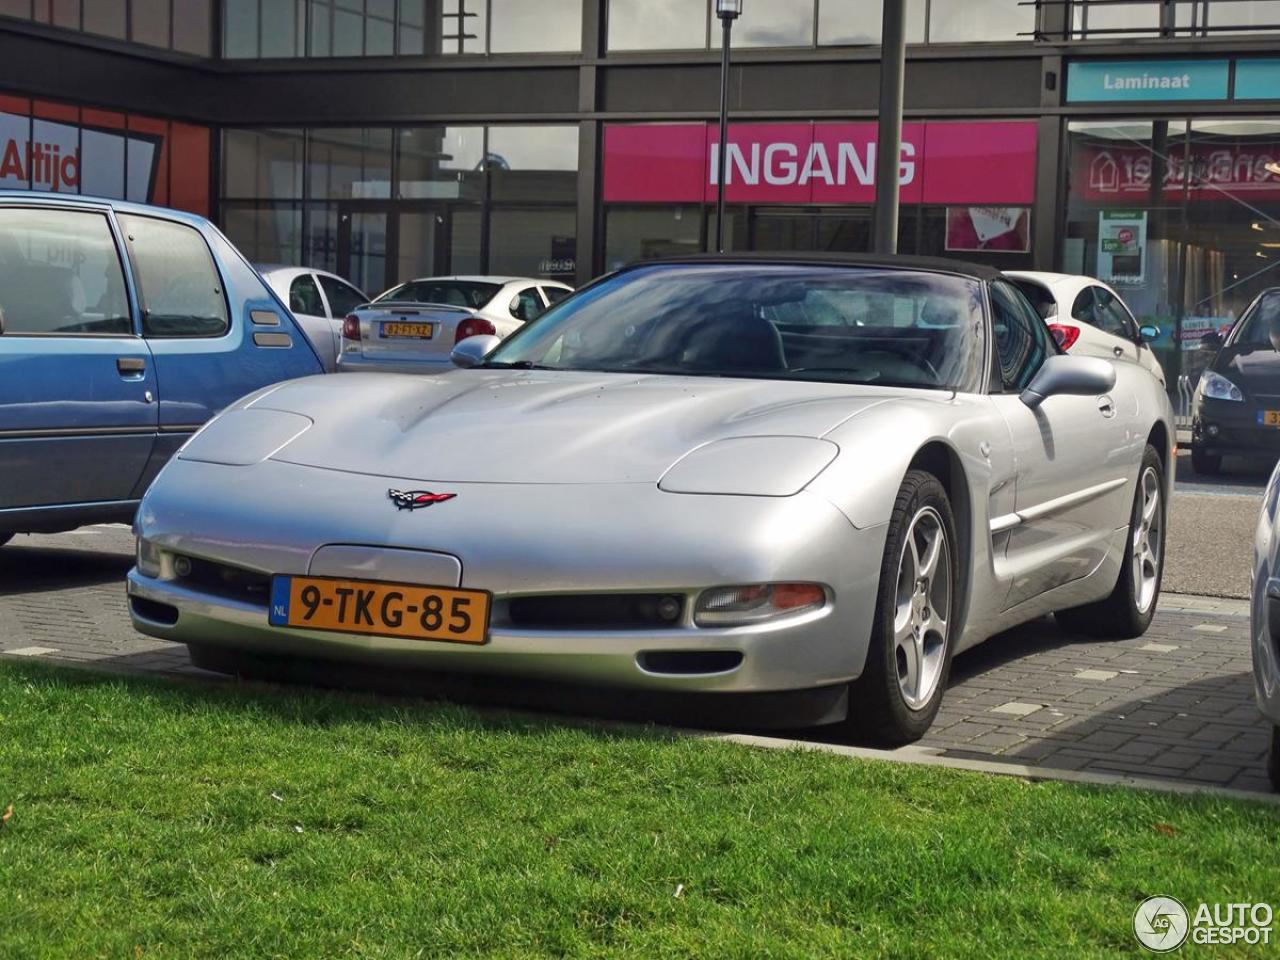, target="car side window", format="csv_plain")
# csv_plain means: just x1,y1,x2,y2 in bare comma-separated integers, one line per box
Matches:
318,275,366,318
289,274,324,316
1070,287,1097,325
990,280,1051,392
542,285,572,306
0,207,131,336
1093,287,1137,340
118,214,228,338
510,286,544,323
